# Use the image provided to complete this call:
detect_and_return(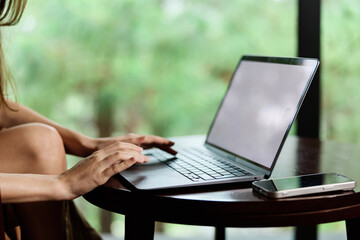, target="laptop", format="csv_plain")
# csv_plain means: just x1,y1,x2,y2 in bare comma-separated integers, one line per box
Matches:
118,55,319,191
